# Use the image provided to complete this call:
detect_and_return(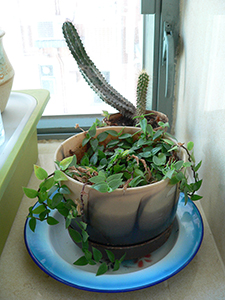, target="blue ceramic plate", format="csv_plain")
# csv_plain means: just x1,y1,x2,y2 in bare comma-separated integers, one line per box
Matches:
24,193,204,293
